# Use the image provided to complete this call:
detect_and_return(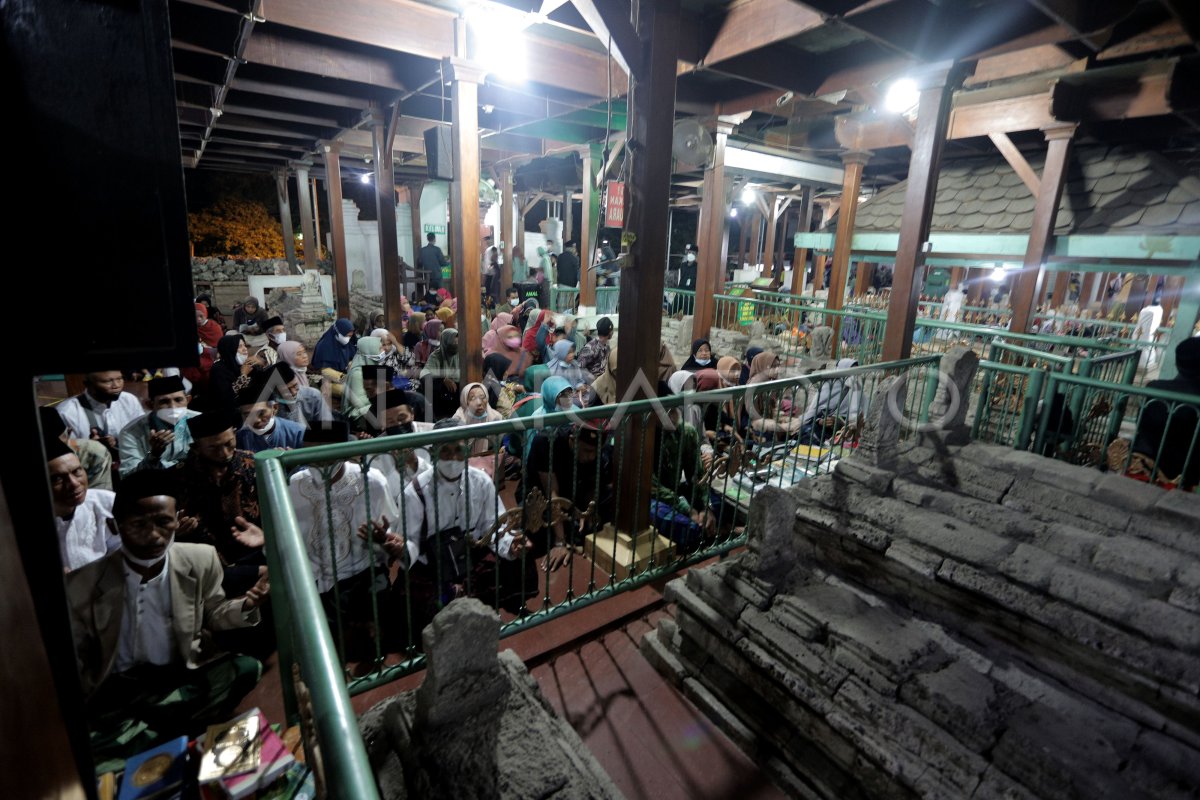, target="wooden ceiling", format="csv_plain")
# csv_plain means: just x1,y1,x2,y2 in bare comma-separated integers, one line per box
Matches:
171,0,1200,195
